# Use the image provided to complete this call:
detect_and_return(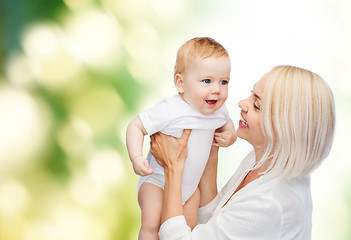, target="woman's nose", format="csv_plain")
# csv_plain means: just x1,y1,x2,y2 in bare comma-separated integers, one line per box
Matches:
238,99,248,112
